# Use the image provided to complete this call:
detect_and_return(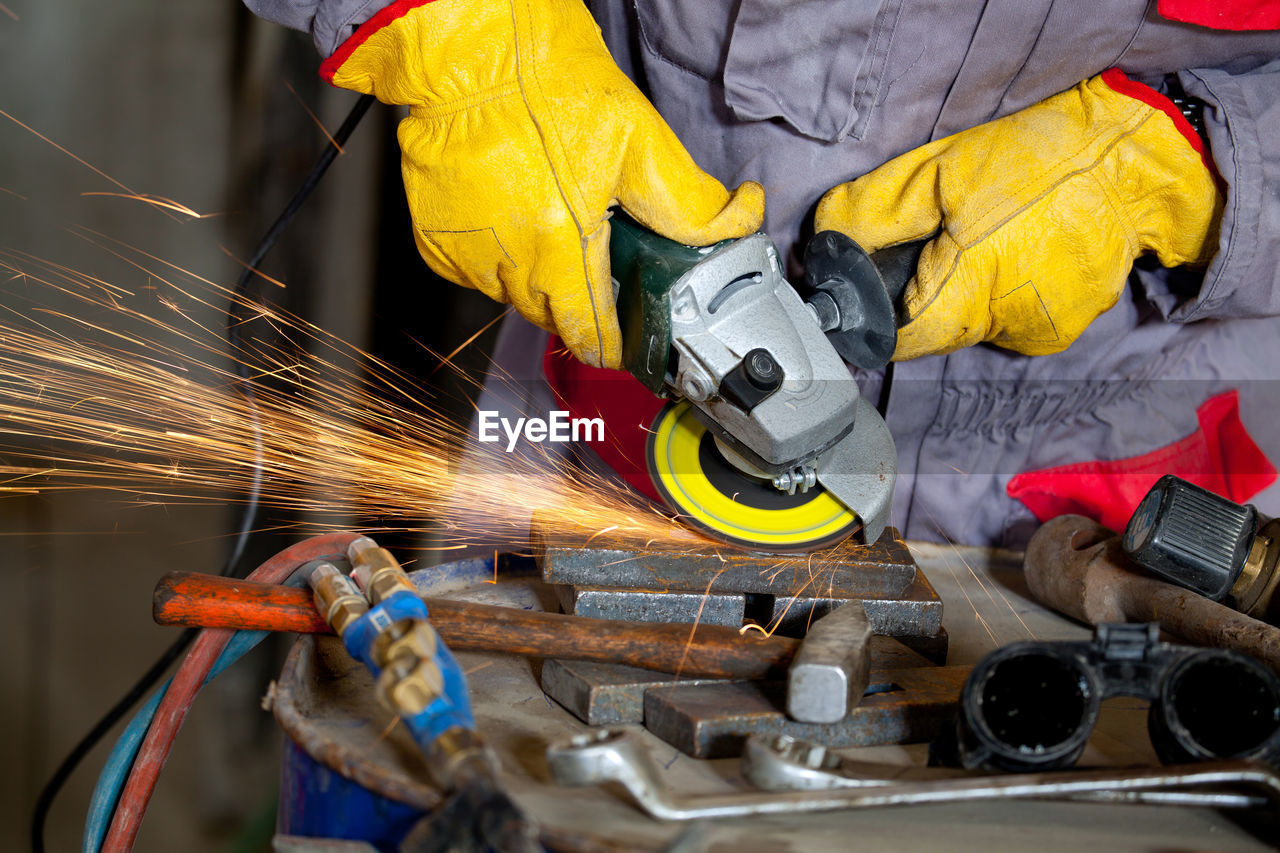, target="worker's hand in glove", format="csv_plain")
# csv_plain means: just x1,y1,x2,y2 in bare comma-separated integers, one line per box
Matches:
322,0,763,368
816,70,1223,361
